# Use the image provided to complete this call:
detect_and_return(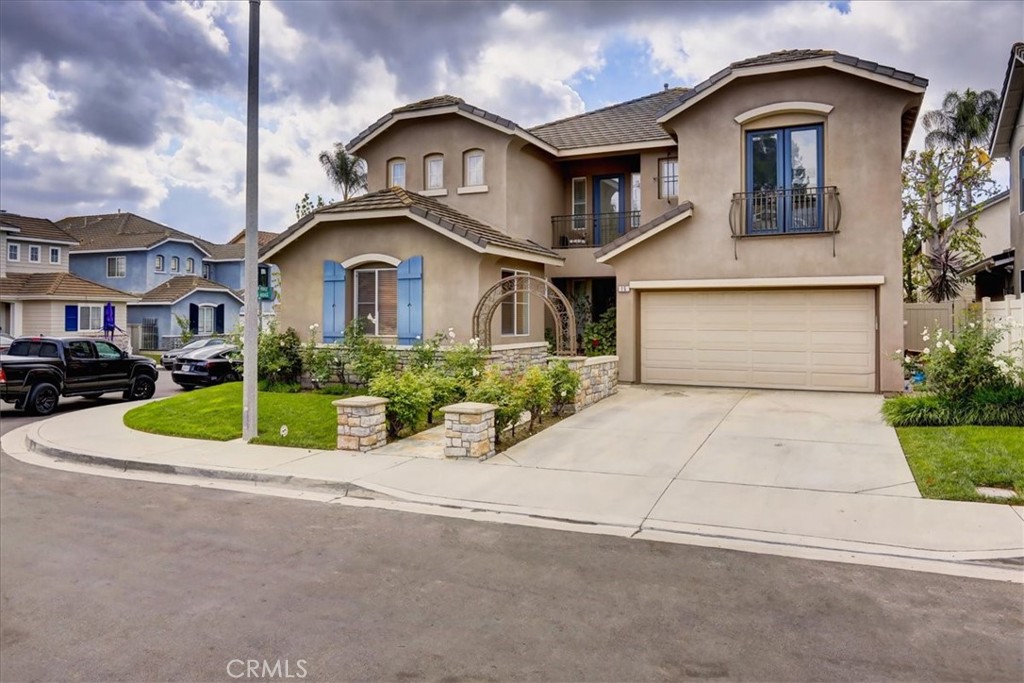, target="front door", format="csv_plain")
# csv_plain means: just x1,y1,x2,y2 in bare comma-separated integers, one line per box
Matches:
593,175,625,246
